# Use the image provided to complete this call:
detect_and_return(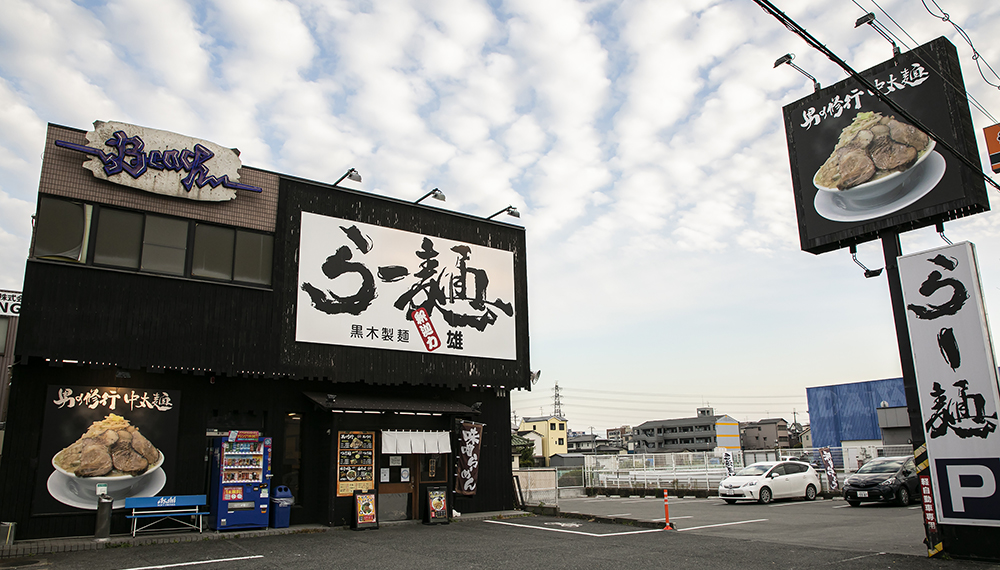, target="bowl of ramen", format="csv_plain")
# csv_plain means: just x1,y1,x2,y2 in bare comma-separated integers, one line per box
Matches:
813,112,935,208
52,414,163,496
